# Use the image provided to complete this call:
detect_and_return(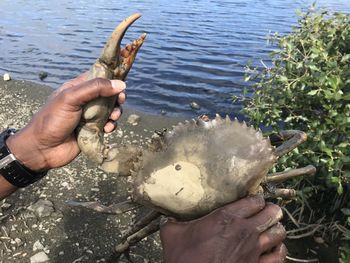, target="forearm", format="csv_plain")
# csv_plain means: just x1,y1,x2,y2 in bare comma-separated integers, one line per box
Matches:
0,130,45,200
0,175,17,200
